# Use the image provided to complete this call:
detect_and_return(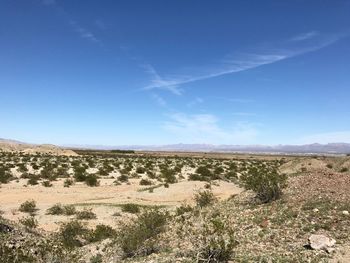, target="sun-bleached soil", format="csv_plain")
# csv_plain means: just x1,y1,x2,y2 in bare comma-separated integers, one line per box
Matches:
0,178,241,231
